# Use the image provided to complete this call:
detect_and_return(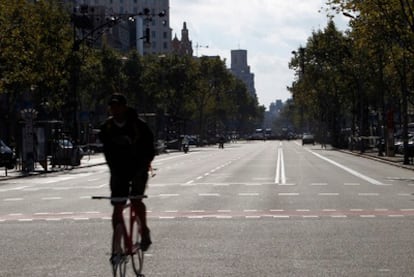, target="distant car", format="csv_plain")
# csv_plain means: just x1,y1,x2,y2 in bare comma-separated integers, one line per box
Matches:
302,133,315,145
0,139,16,169
51,139,83,166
